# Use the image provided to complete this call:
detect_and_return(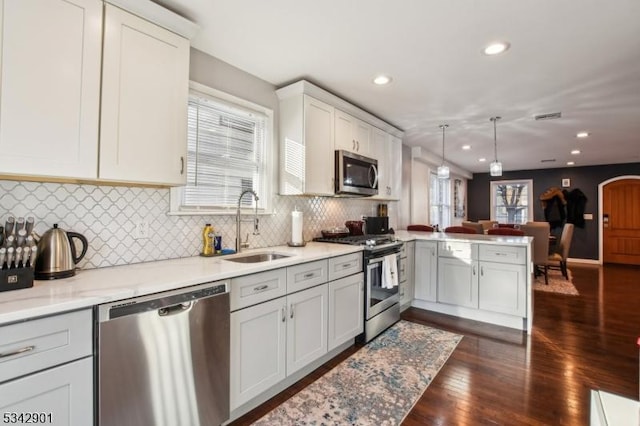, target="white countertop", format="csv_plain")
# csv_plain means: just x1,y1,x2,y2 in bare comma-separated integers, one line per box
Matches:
394,229,533,246
0,242,362,326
